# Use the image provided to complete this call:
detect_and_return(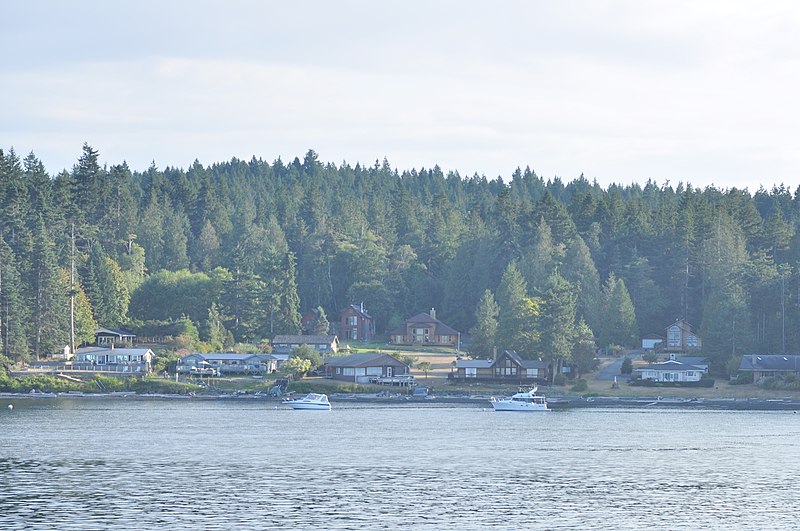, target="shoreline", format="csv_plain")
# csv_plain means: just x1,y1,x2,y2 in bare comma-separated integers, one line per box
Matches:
2,392,799,411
